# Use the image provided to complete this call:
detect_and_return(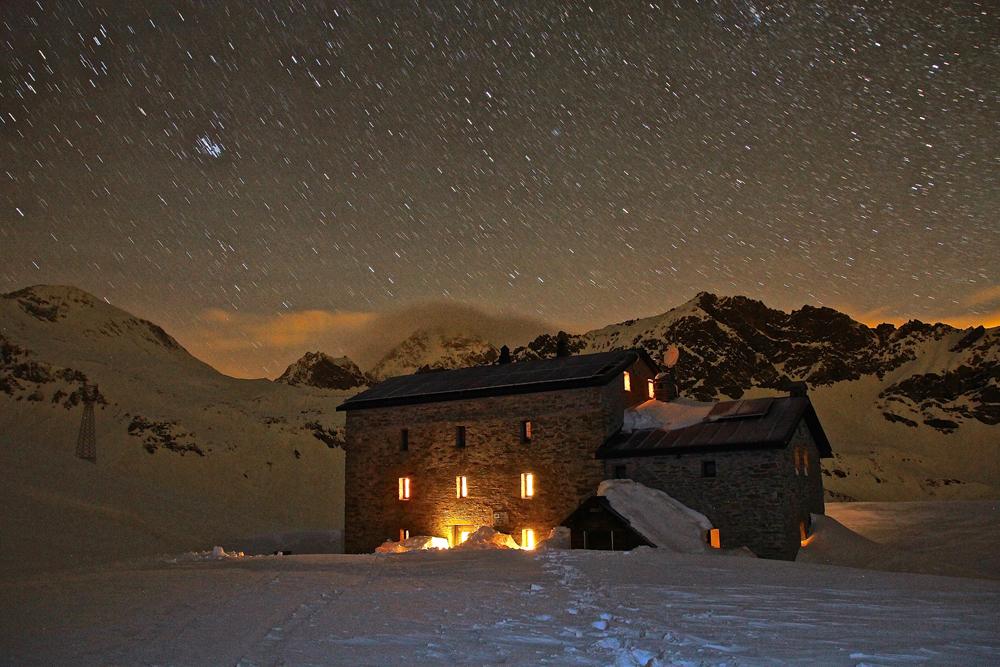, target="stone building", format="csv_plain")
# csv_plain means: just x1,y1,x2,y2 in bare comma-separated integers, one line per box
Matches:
337,349,831,560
